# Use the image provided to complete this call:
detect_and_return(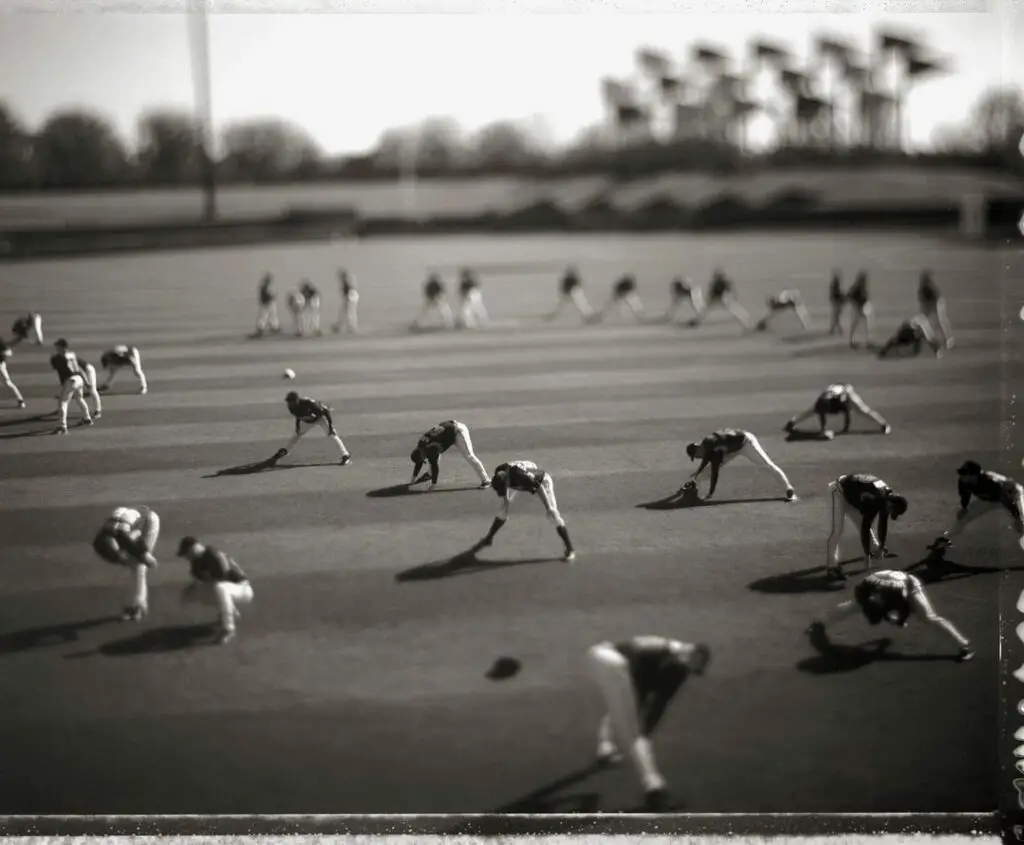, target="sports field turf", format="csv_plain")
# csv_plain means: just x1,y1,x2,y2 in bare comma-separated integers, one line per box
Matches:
0,232,1019,815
